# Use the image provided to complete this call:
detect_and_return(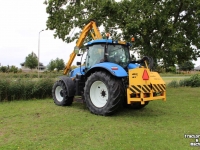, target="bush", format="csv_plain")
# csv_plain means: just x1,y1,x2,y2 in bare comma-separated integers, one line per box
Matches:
0,72,64,78
179,78,191,87
167,74,200,88
188,74,200,87
167,80,179,88
0,79,9,100
0,78,55,101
